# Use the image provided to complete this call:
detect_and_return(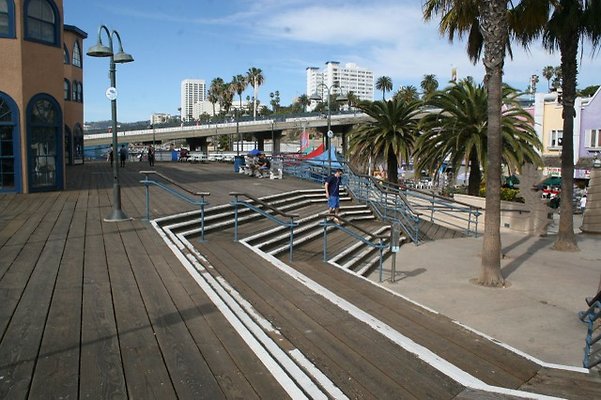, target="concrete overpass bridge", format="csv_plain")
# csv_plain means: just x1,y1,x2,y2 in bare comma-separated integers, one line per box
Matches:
84,113,371,153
